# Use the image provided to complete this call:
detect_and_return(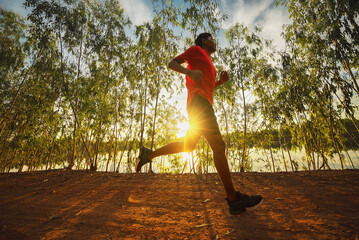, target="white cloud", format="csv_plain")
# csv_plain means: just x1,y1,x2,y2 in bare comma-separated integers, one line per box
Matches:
233,0,273,26
259,6,291,50
118,0,153,26
220,0,291,50
0,0,30,17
